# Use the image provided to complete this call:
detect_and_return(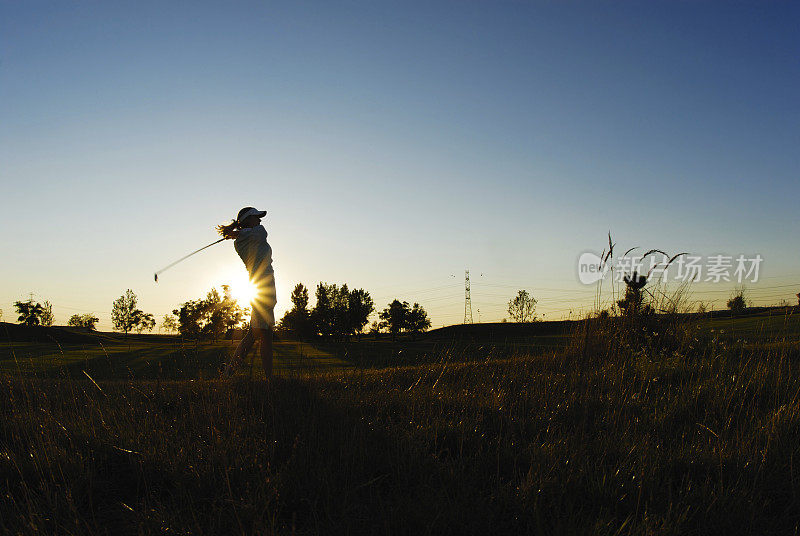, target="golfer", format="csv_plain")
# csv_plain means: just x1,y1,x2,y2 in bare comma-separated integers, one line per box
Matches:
217,207,276,378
